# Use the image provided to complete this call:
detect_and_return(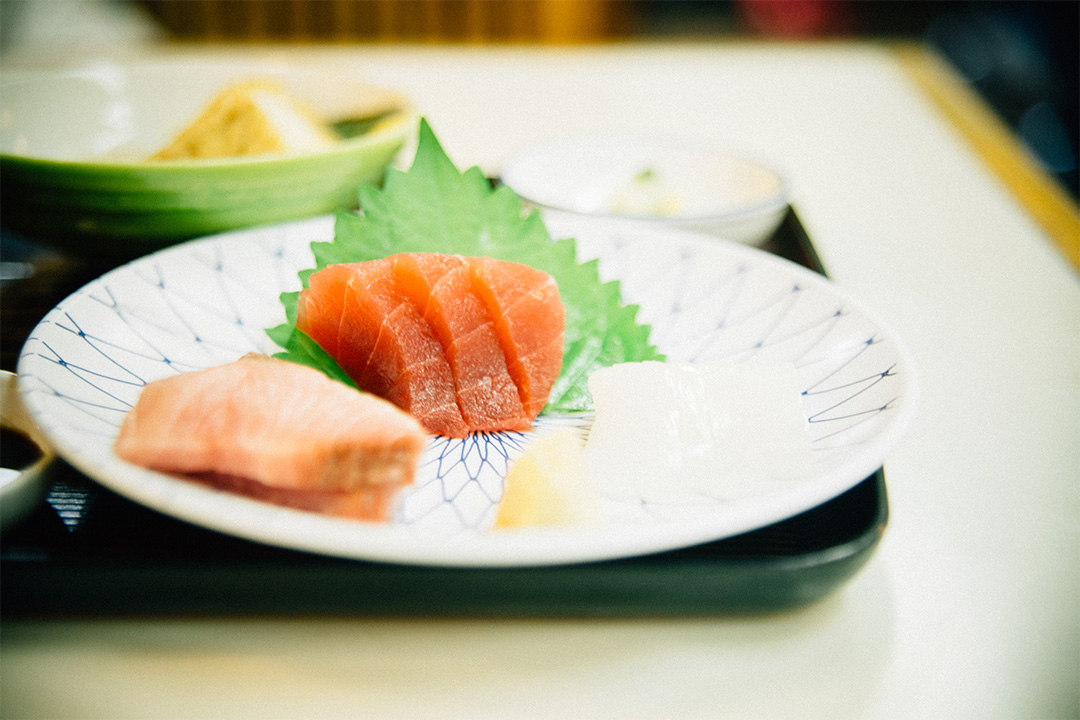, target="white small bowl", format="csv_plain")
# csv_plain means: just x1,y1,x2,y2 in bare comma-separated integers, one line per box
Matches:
501,133,790,246
1,370,55,532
